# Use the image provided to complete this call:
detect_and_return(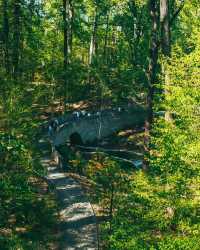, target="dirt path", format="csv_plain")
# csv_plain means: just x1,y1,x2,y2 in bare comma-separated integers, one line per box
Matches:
39,138,98,250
